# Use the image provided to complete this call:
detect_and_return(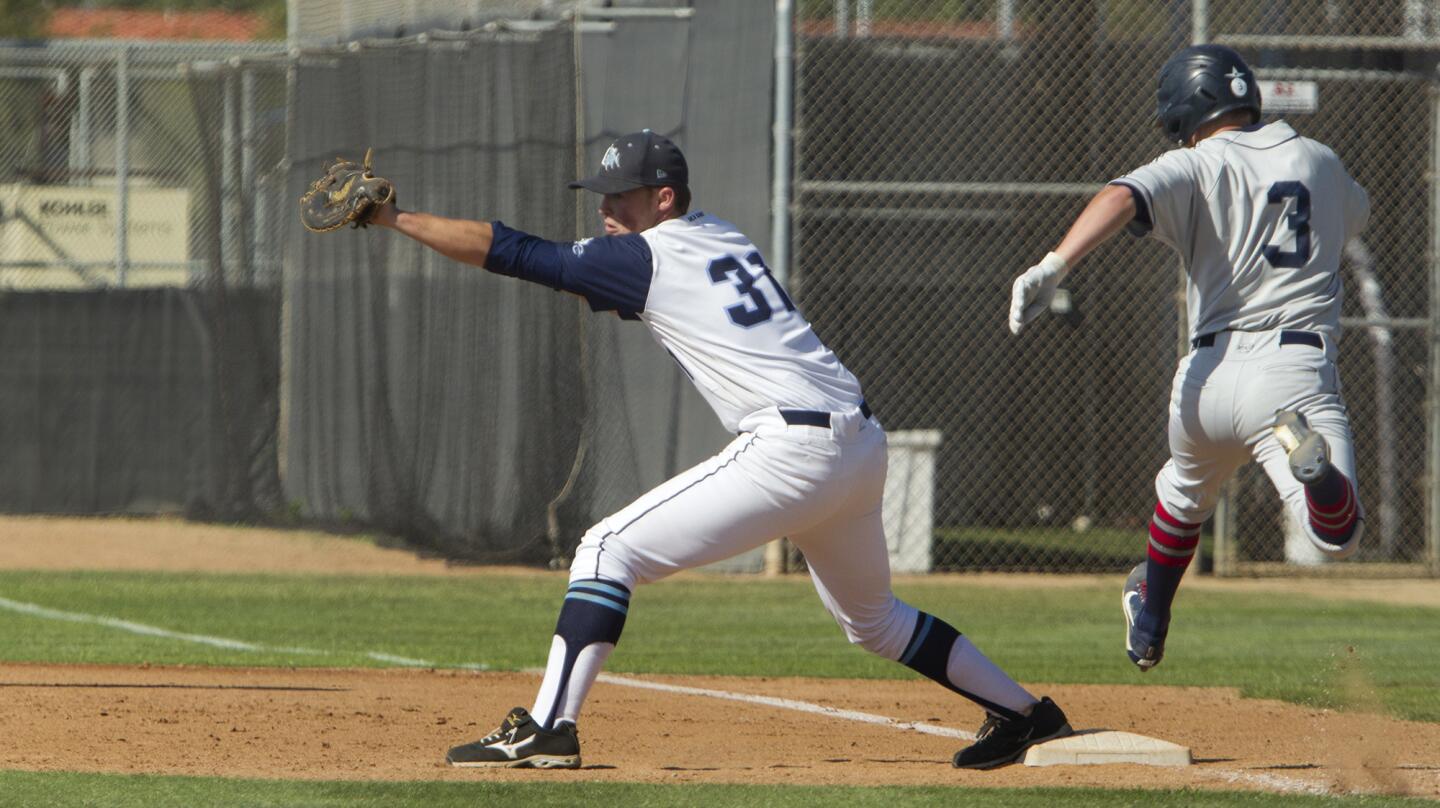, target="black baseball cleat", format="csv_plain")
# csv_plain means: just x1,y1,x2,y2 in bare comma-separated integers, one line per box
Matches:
446,706,581,769
952,697,1073,770
1123,561,1165,671
1273,409,1330,485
